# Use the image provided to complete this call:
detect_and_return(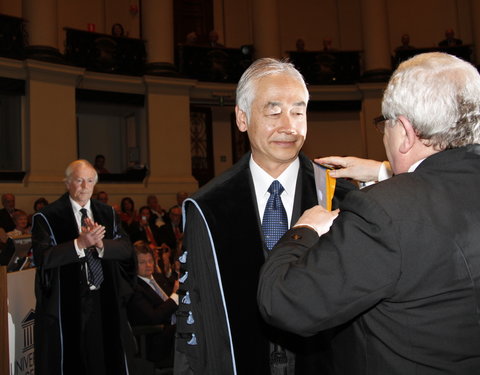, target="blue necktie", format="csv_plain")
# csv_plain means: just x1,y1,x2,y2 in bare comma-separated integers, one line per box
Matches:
80,208,104,288
262,180,288,250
